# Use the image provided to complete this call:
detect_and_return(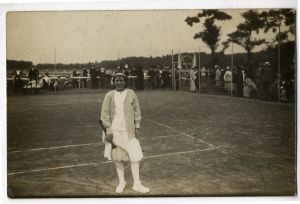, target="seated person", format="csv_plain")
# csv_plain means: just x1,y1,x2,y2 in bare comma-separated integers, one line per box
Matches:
42,73,53,88
243,77,257,98
24,80,43,89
